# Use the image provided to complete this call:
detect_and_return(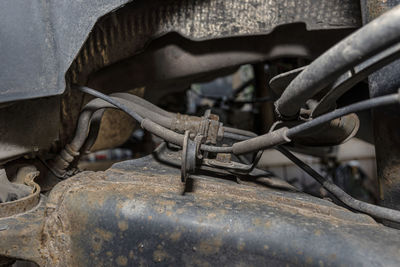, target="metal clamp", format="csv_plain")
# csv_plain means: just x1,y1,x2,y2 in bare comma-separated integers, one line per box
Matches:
201,109,222,144
181,131,198,182
172,109,222,145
